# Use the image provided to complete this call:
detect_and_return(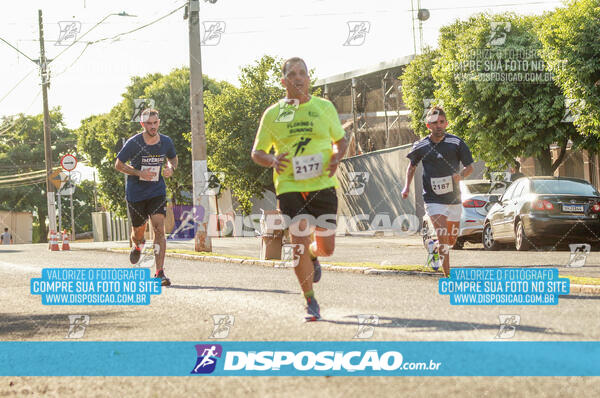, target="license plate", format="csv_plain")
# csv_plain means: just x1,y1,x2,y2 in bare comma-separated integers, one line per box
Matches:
562,204,584,213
